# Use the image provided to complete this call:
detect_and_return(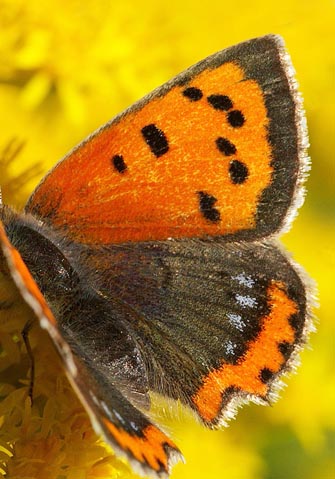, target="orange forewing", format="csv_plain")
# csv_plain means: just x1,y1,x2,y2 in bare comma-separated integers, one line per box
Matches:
27,61,271,244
